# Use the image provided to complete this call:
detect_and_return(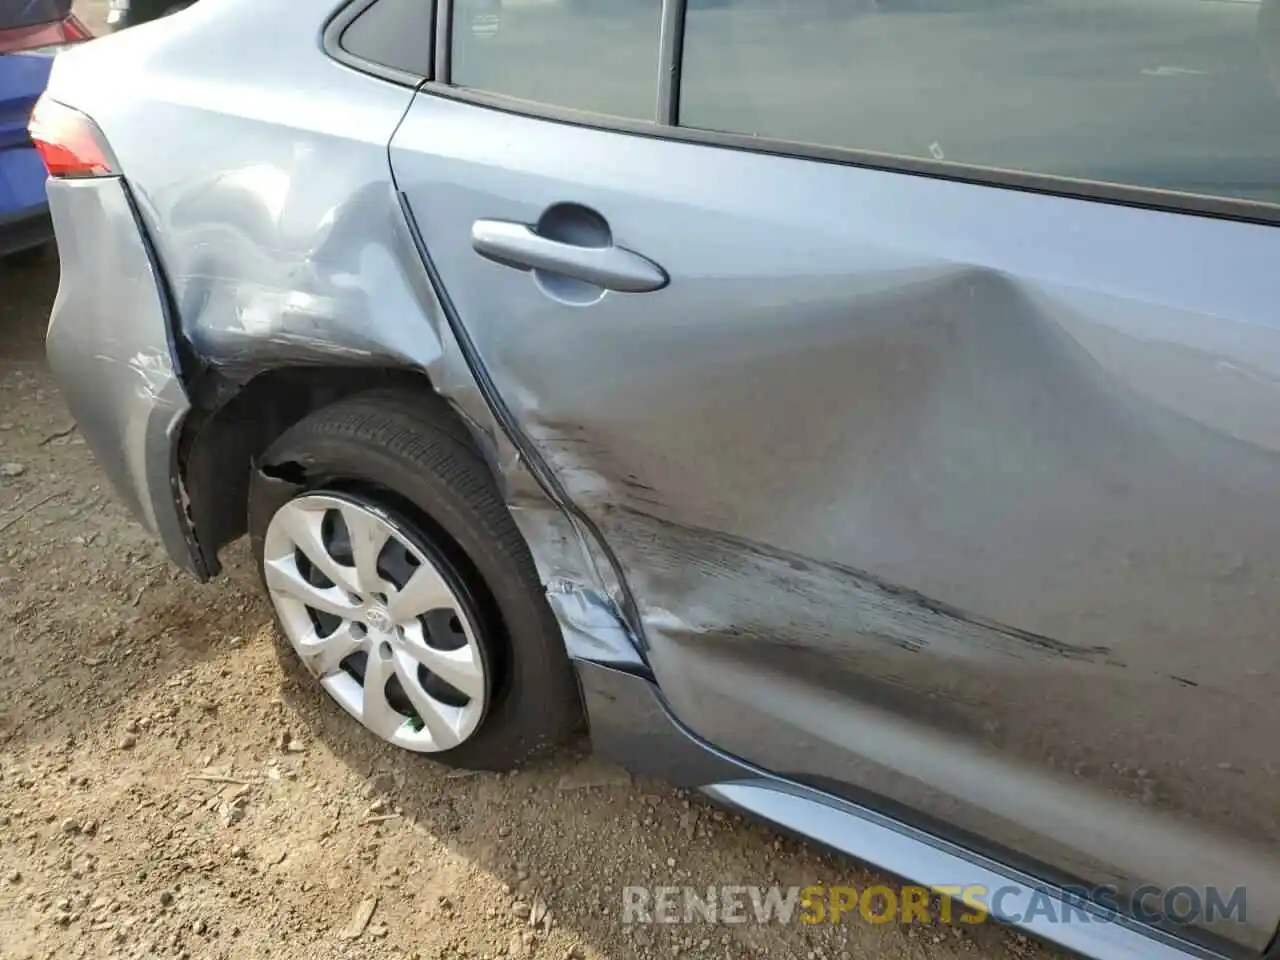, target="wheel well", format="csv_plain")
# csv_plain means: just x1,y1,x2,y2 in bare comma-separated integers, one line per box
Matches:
180,366,457,576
